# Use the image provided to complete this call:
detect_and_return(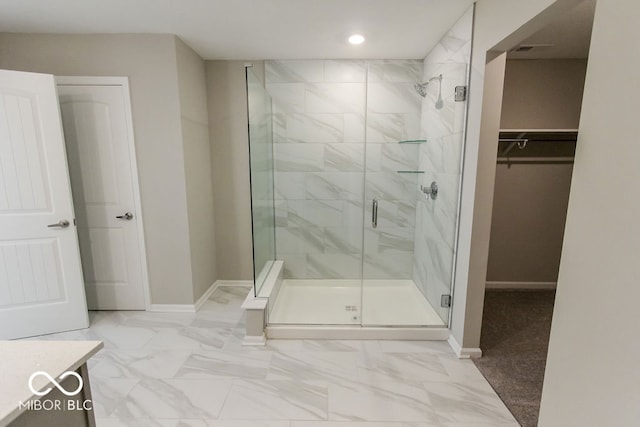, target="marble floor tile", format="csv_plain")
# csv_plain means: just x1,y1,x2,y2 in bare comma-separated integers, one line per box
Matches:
144,326,232,350
20,284,519,426
90,348,192,379
378,340,453,354
190,311,244,329
267,351,359,384
96,418,210,427
293,423,402,427
404,423,517,427
175,348,272,380
420,380,518,425
90,378,140,418
357,352,450,383
200,286,252,312
301,340,379,353
327,379,439,422
112,378,233,419
118,311,197,329
438,358,489,383
207,421,290,427
218,379,328,421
